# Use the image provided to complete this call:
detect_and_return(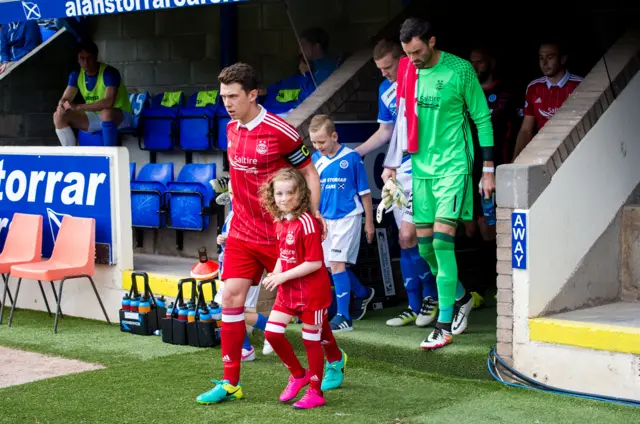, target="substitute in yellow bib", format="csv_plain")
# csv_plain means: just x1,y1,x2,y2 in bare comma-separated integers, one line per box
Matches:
53,40,133,146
